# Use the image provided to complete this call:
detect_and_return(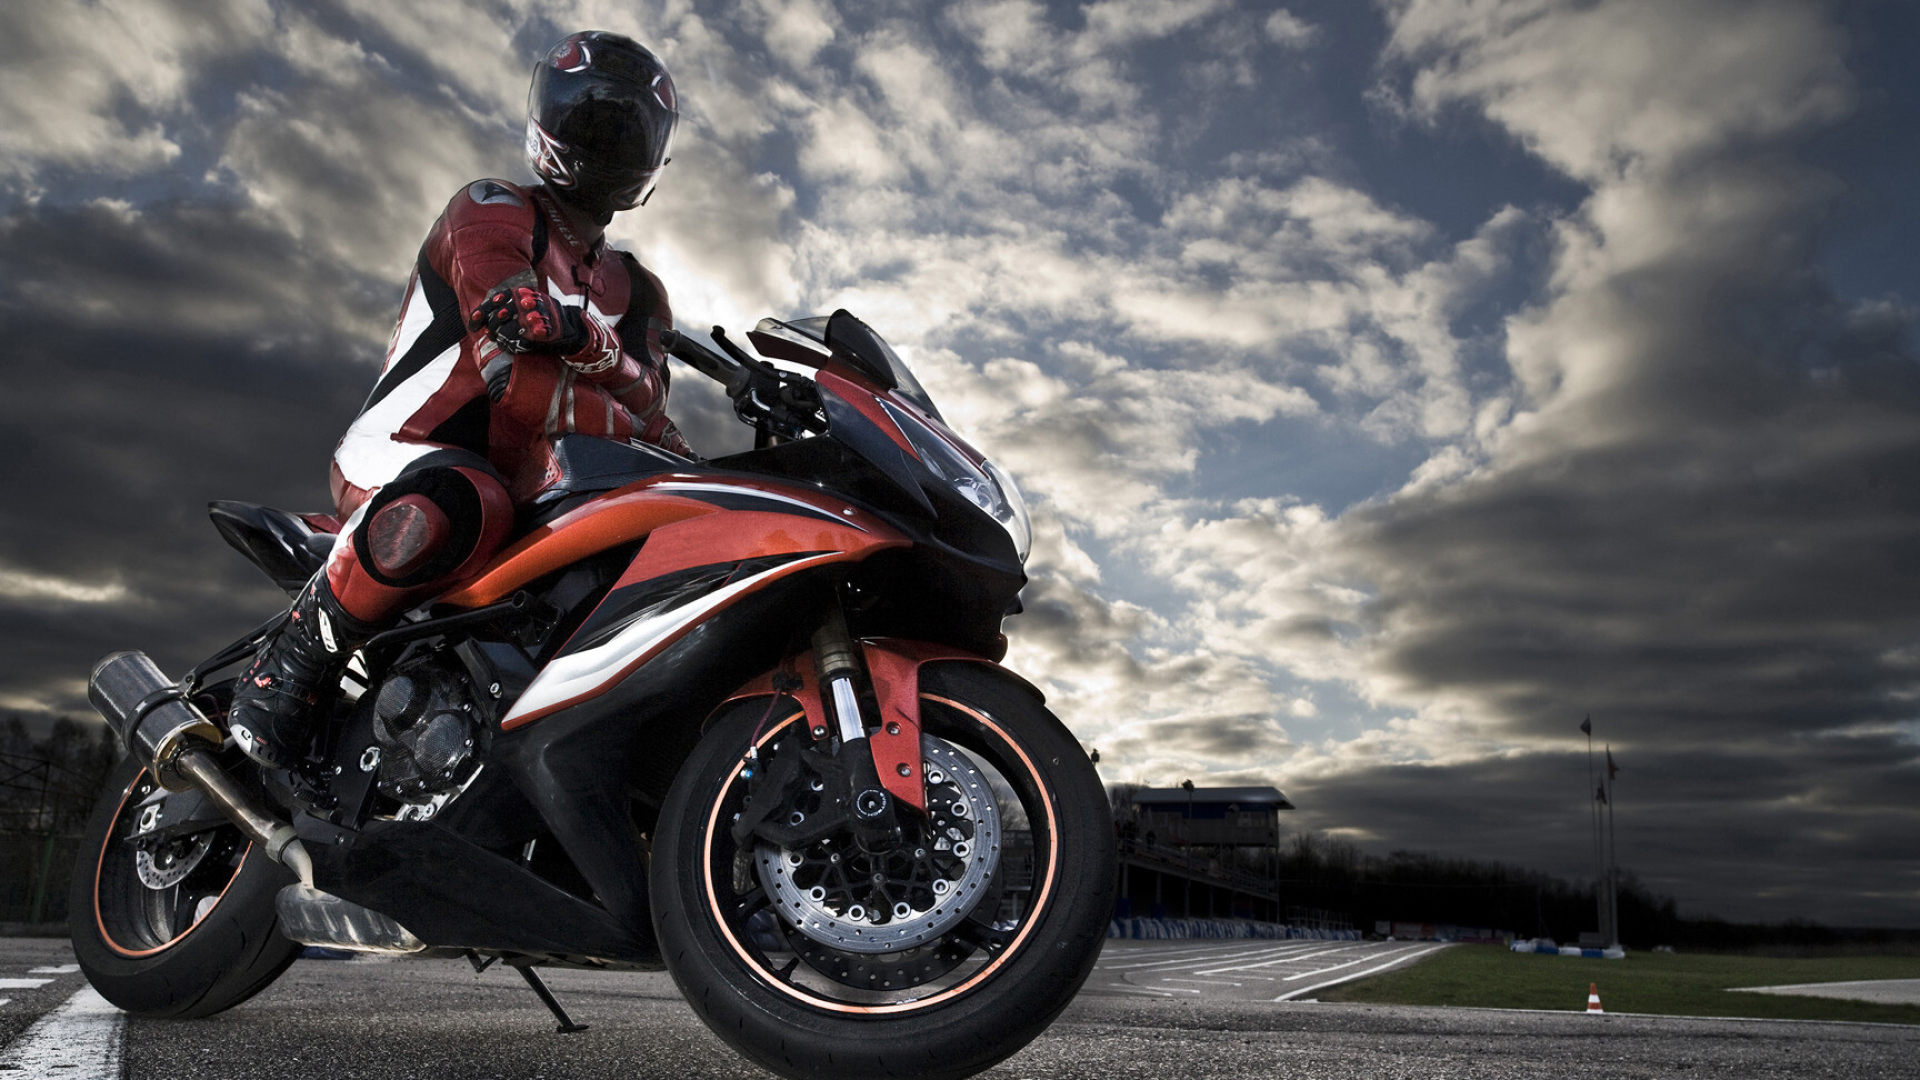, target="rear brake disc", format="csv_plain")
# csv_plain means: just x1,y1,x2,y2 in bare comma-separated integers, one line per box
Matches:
135,832,215,890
